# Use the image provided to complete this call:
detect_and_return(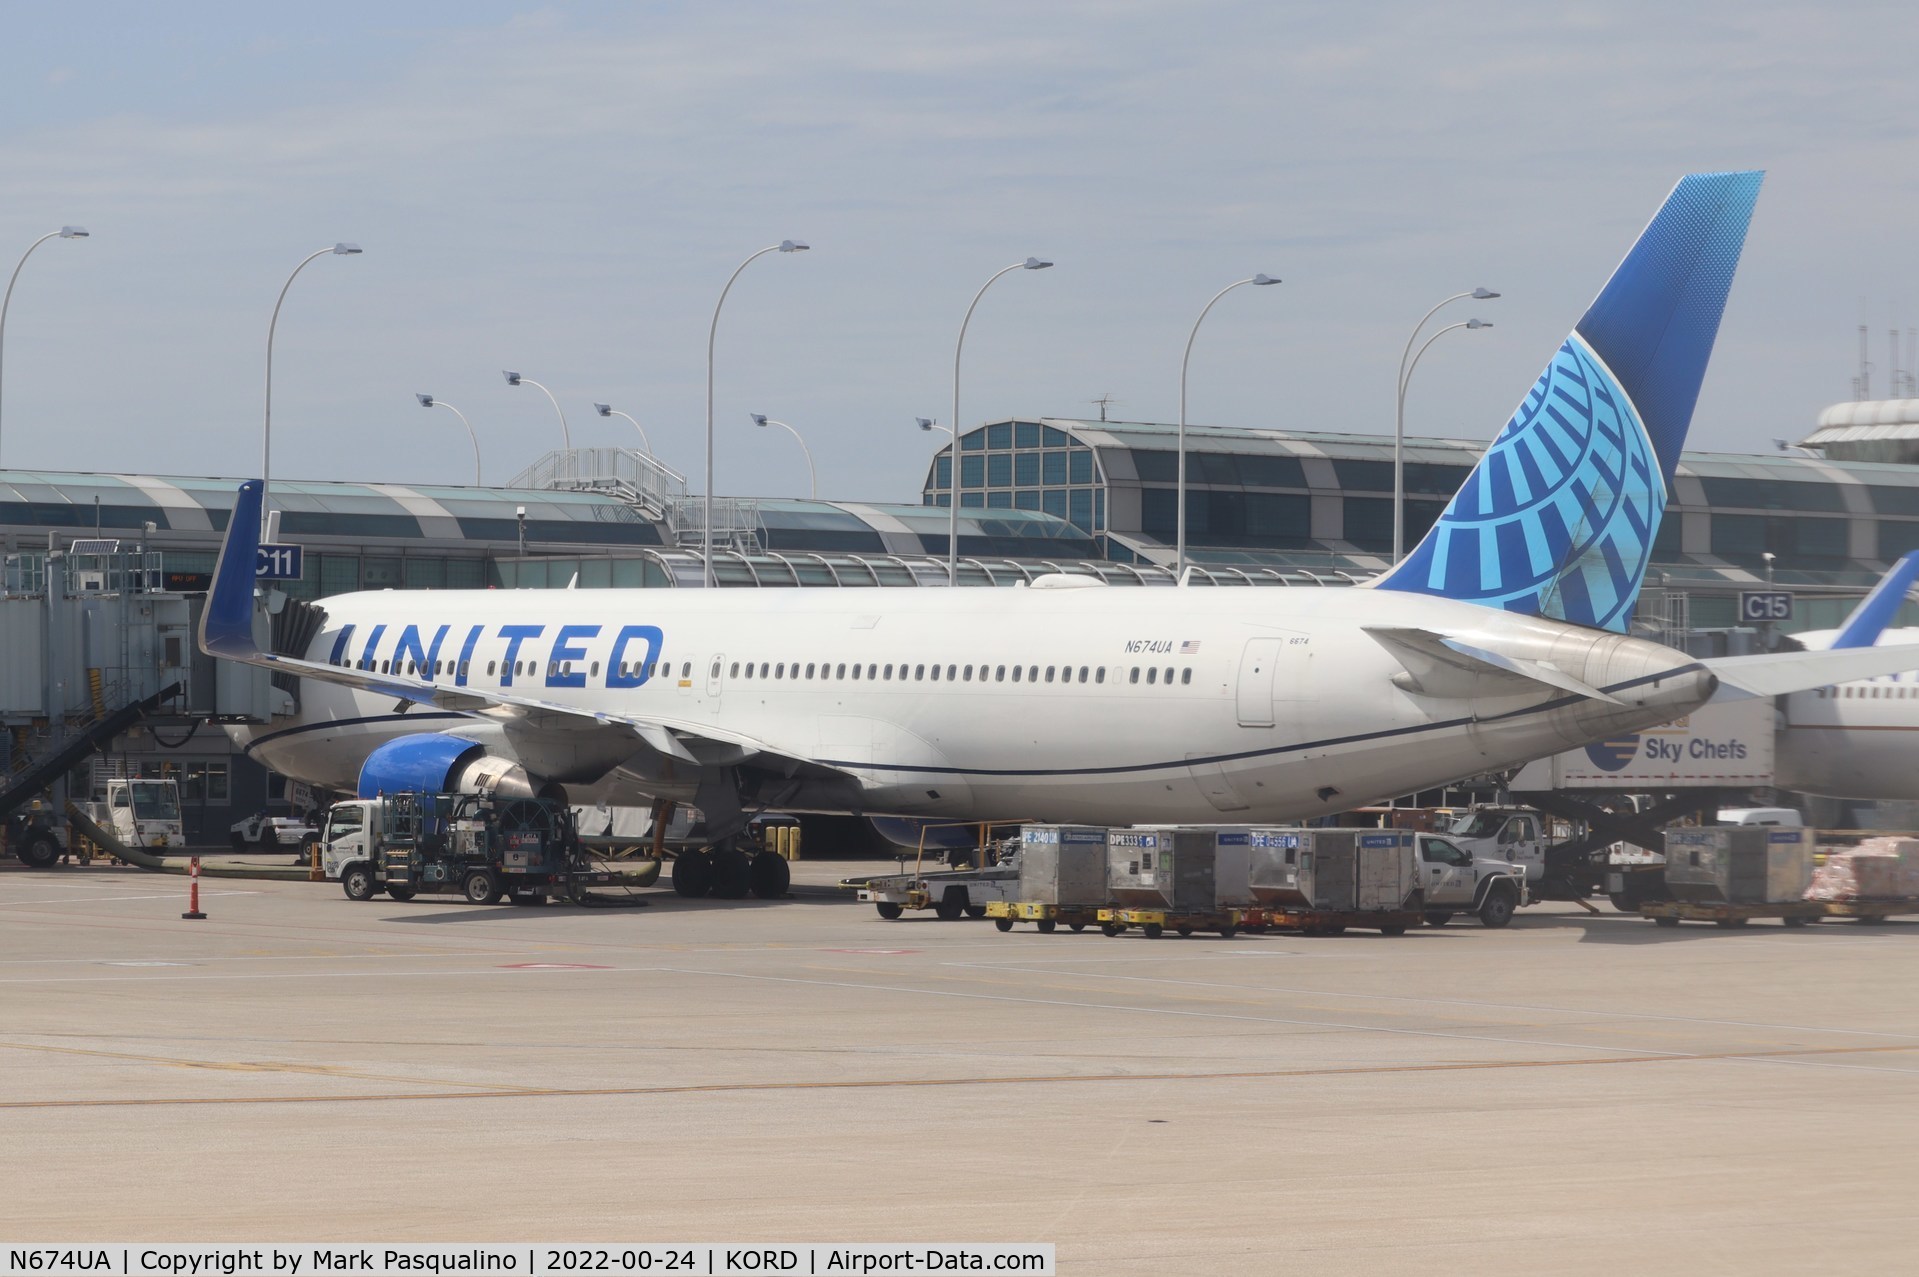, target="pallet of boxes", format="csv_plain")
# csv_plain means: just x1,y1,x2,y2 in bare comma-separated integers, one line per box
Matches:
1641,828,1919,927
